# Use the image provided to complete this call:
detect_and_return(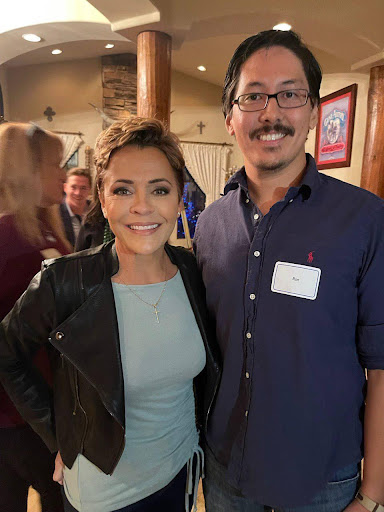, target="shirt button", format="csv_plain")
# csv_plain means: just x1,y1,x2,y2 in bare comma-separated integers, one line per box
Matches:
246,332,252,339
245,198,250,203
249,293,256,300
55,332,65,341
254,213,259,220
254,250,260,257
245,372,250,379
